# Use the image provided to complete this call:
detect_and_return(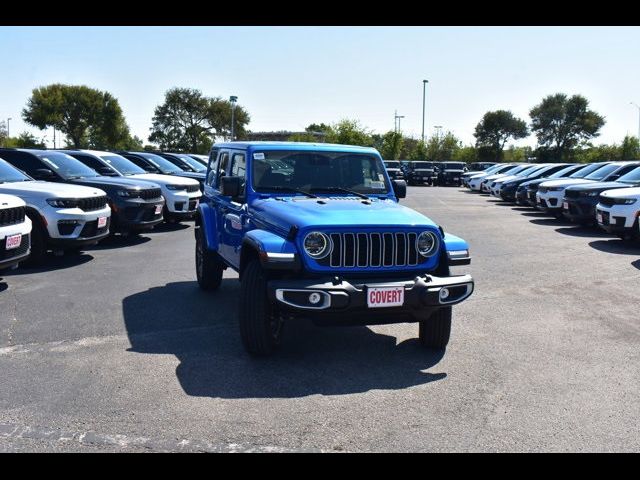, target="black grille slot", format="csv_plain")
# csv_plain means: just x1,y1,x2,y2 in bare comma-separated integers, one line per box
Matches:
329,233,341,267
343,233,356,267
407,233,418,265
140,188,162,200
382,233,394,266
0,206,26,227
395,233,406,266
598,196,616,207
357,233,368,267
564,189,580,199
77,196,108,212
1,233,30,260
186,184,199,193
370,233,381,266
